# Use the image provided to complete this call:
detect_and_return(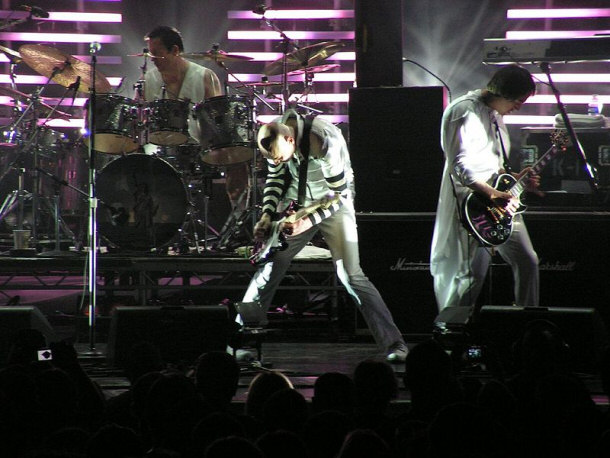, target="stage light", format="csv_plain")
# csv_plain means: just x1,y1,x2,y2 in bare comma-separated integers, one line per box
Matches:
508,8,610,19
0,32,121,43
227,31,353,40
228,10,354,20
